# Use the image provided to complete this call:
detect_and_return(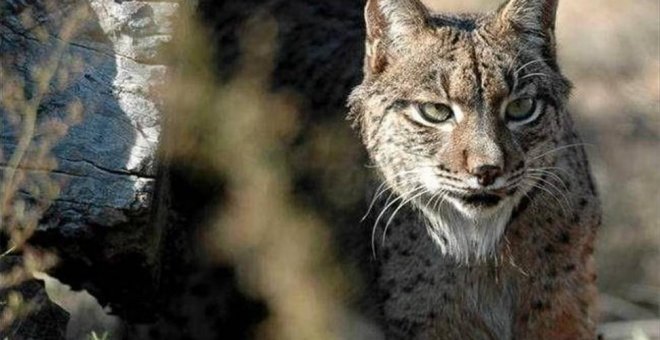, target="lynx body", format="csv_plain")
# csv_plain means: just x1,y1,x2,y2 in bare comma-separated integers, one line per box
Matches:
348,0,601,338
